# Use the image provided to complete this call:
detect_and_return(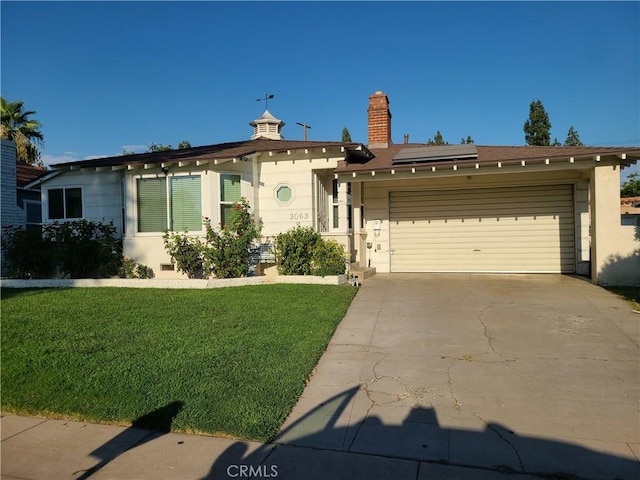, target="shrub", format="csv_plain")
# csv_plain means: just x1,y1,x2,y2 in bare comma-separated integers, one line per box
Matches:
203,198,262,278
119,257,154,279
2,220,122,279
273,226,322,275
163,198,262,279
311,239,347,276
162,232,204,279
43,220,122,278
1,226,57,279
273,226,346,276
